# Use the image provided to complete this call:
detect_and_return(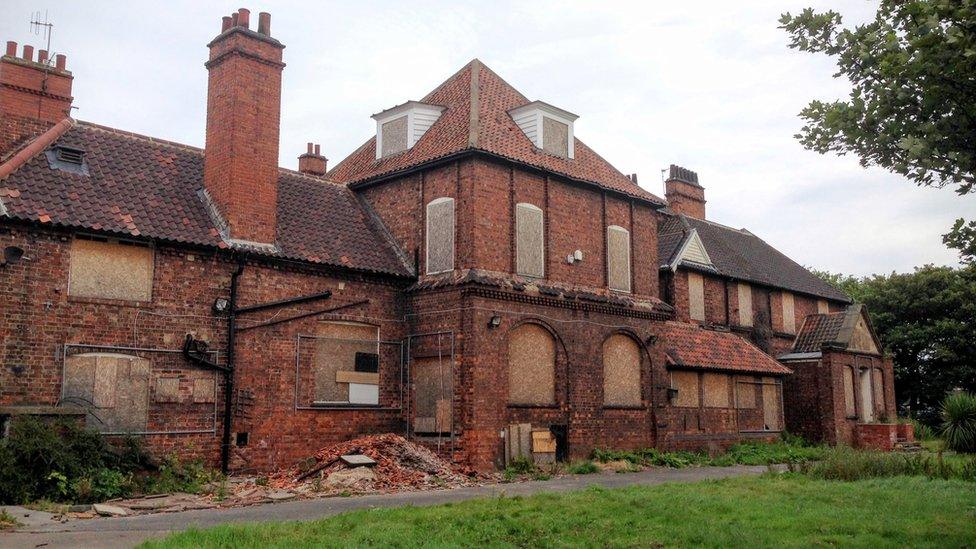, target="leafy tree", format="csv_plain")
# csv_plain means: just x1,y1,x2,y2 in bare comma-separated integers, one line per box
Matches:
781,2,976,261
813,265,976,424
